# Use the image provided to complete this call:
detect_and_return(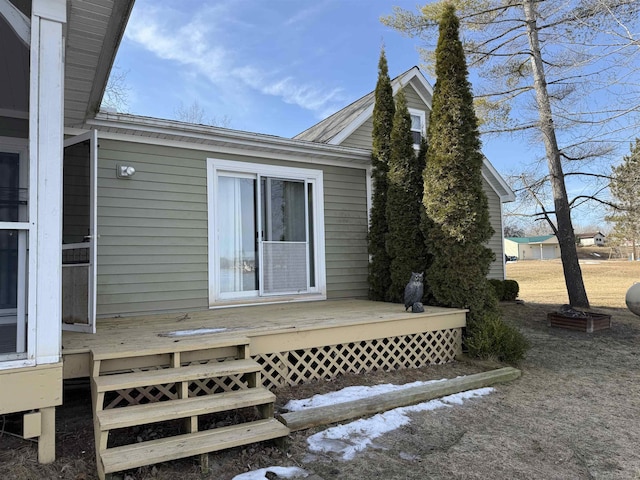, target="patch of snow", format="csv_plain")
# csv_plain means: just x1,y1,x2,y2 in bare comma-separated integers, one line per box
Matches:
231,466,309,479
159,327,228,337
306,388,494,460
284,379,446,411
